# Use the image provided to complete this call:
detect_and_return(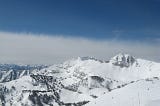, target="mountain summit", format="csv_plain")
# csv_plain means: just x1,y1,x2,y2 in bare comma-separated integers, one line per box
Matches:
0,54,160,106
110,53,136,67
